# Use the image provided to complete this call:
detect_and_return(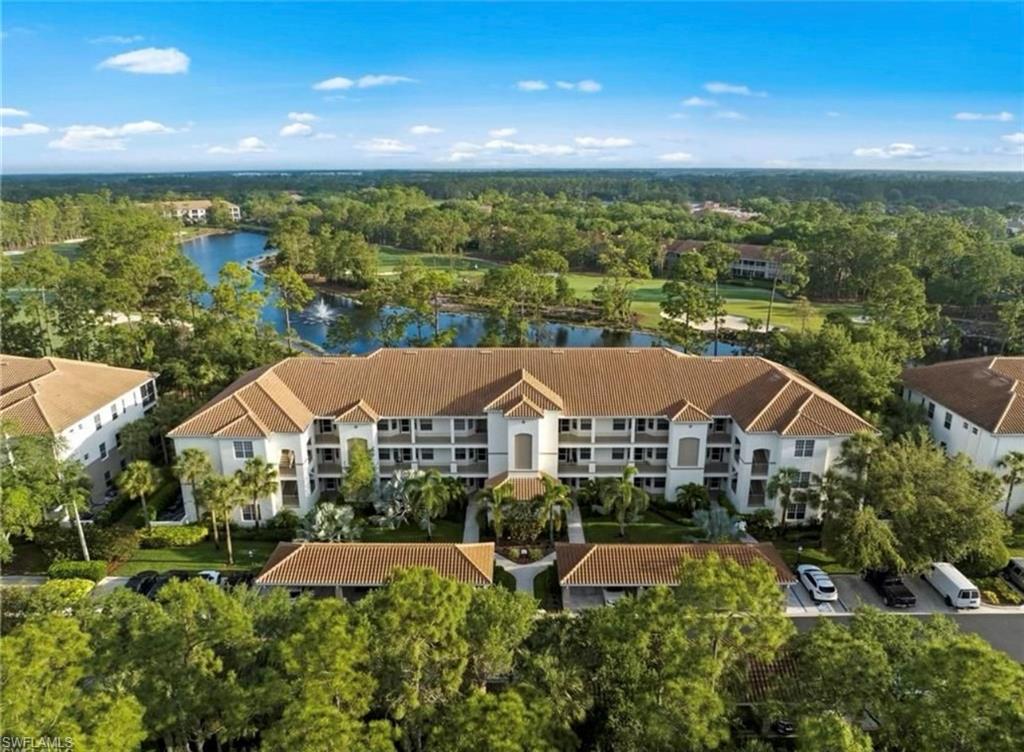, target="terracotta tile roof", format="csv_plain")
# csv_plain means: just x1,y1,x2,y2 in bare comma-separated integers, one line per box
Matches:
484,471,556,500
255,542,495,586
555,542,795,586
503,396,546,418
170,348,871,439
902,357,1024,434
665,239,783,263
743,654,799,703
0,354,154,435
336,399,379,423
